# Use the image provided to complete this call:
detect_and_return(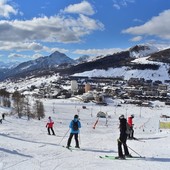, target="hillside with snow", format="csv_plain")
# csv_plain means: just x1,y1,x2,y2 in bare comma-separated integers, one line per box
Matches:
73,56,170,82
